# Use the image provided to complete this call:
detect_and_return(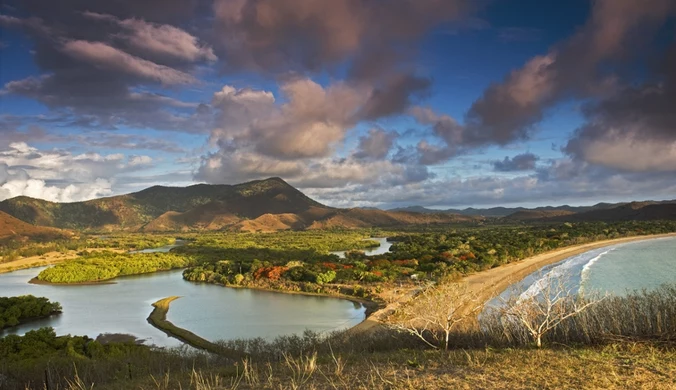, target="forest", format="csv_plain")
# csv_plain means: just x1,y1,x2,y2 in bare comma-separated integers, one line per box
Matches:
29,220,676,288
36,252,195,283
0,295,62,330
182,221,676,296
